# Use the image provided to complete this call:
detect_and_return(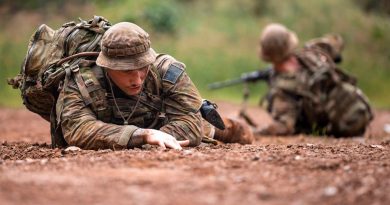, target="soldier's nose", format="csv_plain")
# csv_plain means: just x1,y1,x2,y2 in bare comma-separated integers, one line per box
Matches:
131,70,144,85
